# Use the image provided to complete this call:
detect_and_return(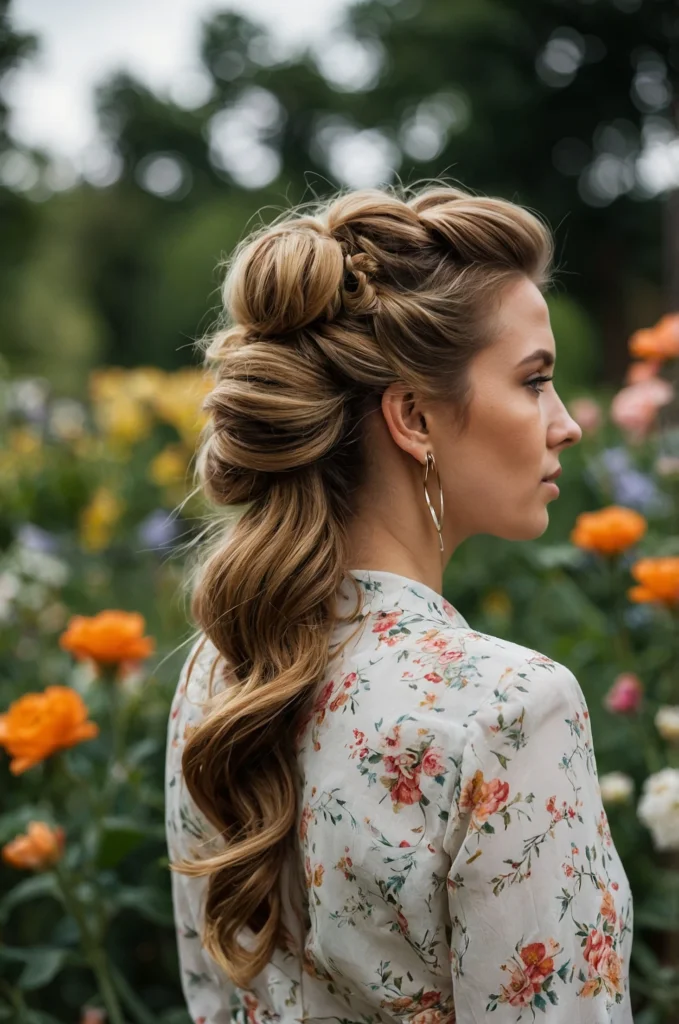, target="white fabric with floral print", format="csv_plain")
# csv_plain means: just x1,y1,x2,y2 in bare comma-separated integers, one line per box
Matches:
165,568,634,1024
